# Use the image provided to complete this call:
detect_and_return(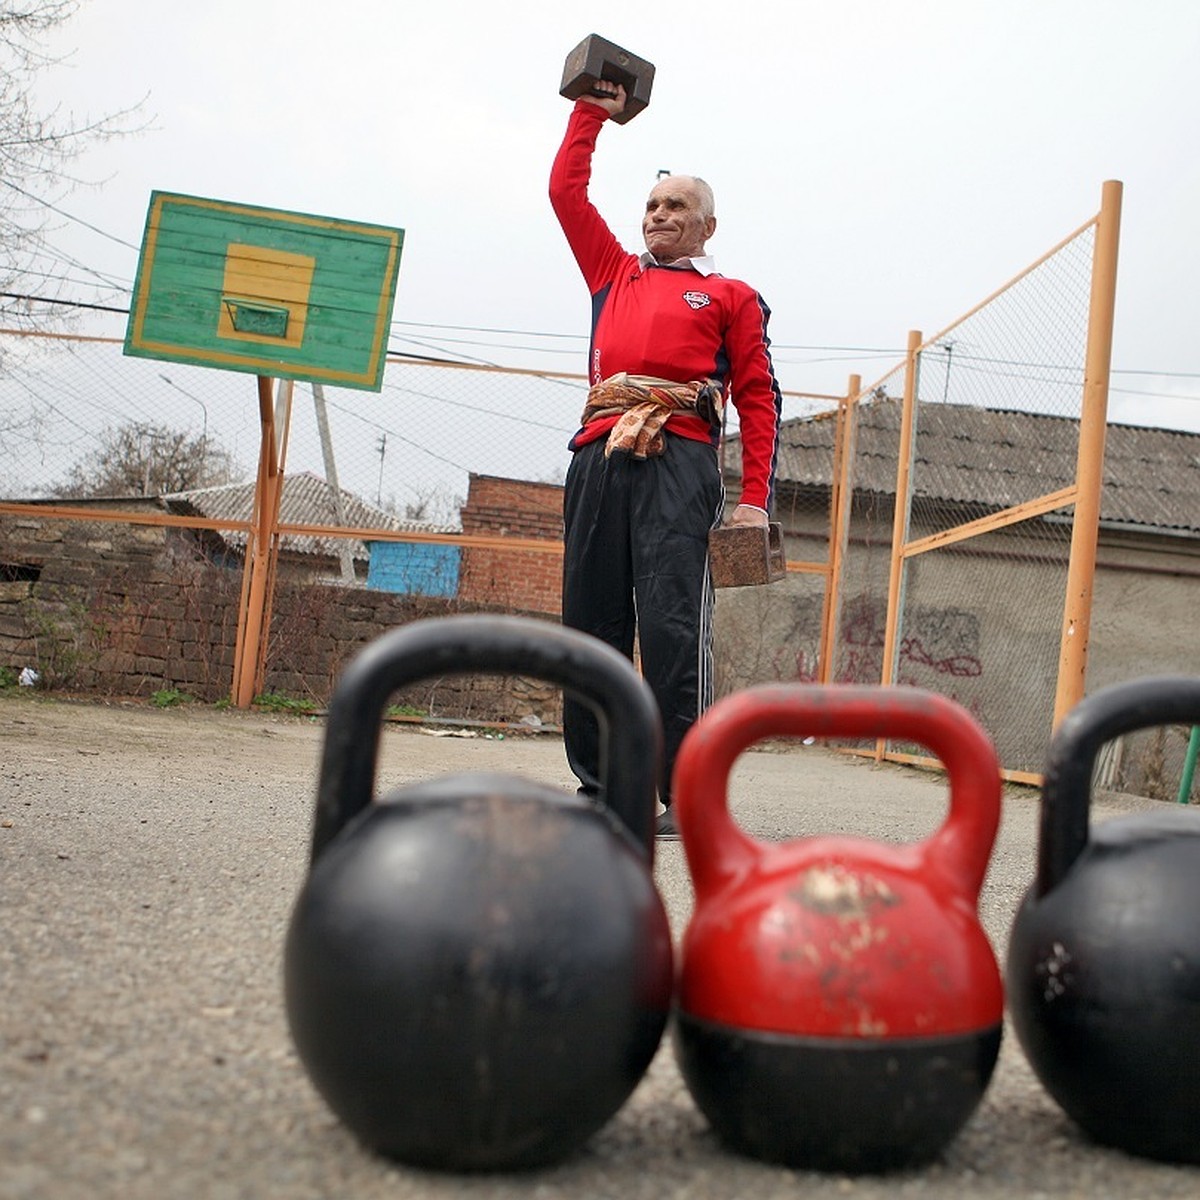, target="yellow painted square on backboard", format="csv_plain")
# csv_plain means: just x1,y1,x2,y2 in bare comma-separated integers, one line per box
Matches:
217,243,317,348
